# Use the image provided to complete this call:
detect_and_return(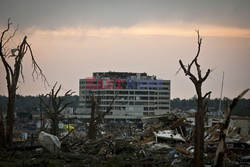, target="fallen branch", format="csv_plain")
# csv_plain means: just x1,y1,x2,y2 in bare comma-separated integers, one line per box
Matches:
213,88,249,167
